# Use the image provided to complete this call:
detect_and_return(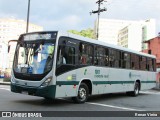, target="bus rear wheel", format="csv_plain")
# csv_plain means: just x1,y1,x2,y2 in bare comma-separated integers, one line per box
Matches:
133,82,140,96
127,82,140,96
72,83,89,103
